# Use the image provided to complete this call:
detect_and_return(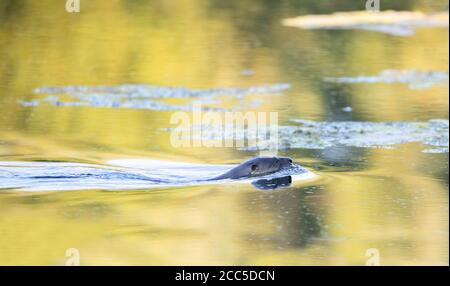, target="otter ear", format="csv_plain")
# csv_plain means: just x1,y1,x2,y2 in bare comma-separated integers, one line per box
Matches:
251,164,258,172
